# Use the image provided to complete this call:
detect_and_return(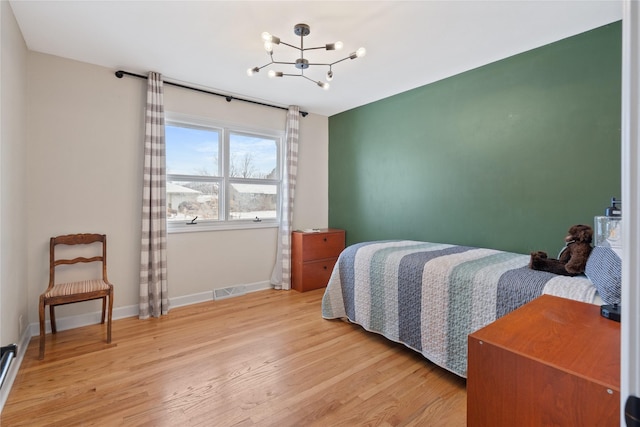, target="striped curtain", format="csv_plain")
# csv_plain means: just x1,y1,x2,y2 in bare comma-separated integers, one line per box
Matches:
271,106,300,290
139,72,168,318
